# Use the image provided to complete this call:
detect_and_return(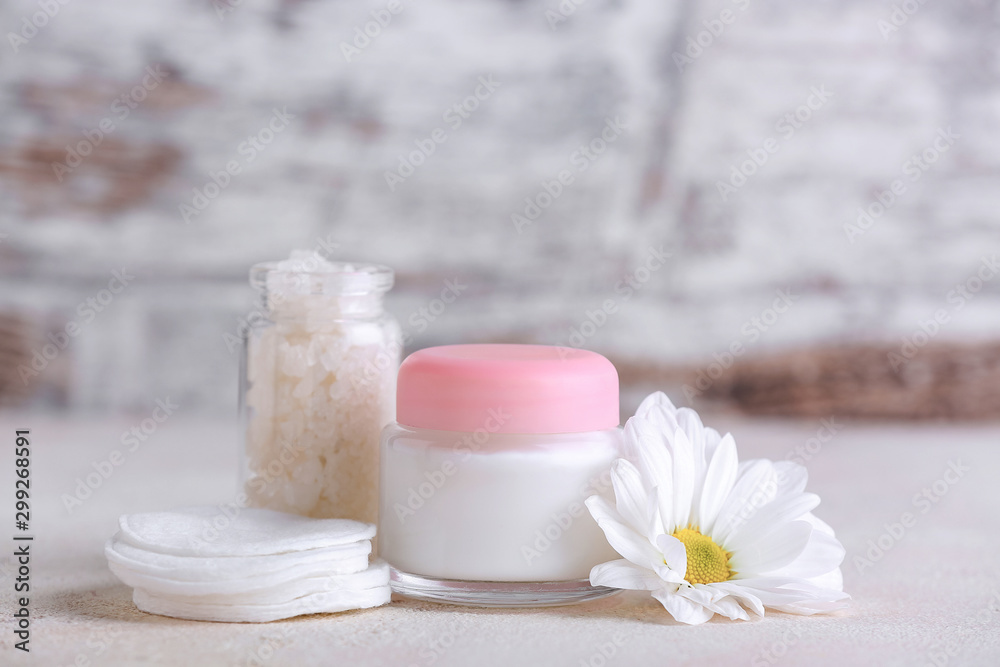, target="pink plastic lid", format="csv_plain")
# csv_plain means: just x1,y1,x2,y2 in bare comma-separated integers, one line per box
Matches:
396,344,620,434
